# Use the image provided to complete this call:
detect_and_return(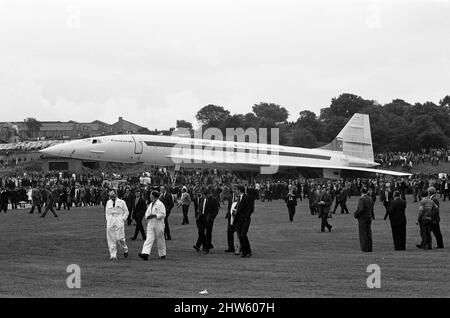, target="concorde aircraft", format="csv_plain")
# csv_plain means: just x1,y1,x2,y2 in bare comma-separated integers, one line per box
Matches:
40,113,411,179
